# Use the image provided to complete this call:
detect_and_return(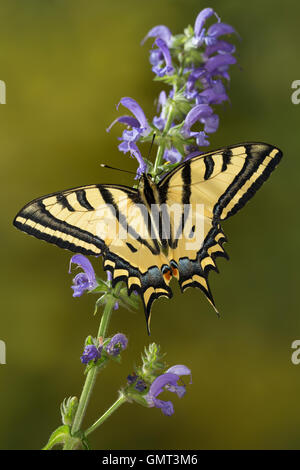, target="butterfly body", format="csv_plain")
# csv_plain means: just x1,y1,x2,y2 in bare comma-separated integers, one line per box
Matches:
13,143,282,332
